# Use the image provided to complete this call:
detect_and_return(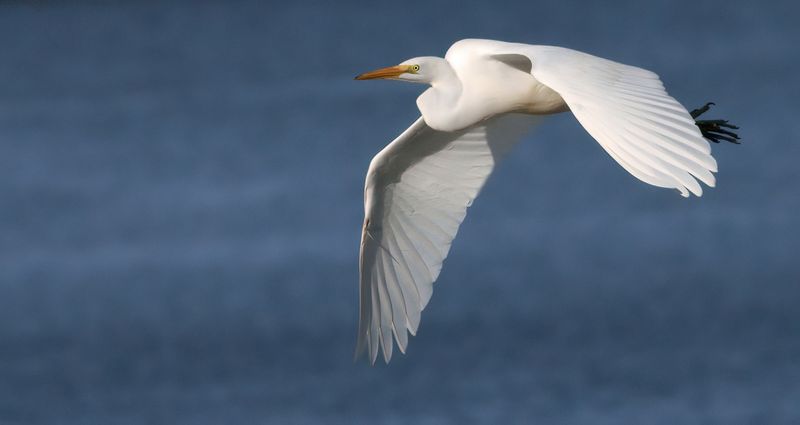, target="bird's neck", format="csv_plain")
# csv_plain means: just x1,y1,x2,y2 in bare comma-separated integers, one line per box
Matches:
416,63,469,132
